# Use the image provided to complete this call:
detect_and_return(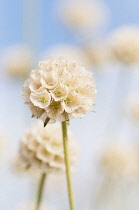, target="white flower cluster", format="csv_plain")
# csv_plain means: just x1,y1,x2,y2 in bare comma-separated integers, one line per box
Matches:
21,57,96,124
19,122,78,173
109,26,139,64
